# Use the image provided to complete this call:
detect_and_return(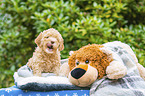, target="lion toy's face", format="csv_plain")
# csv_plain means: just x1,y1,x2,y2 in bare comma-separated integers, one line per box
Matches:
68,44,112,87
